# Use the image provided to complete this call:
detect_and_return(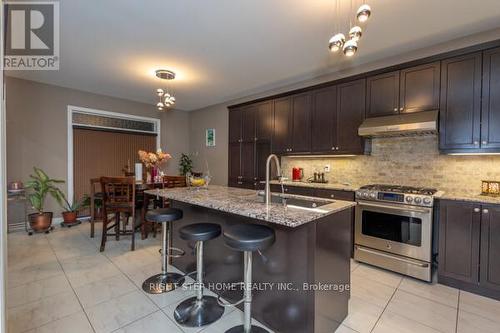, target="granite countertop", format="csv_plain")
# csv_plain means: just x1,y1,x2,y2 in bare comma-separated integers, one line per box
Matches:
146,185,356,228
269,180,359,192
436,192,500,205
